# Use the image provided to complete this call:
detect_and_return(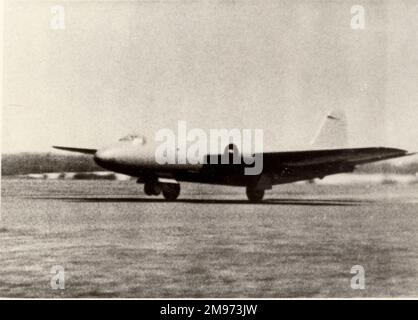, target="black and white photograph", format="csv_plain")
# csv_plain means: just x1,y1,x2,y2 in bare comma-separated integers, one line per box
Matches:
1,0,418,304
